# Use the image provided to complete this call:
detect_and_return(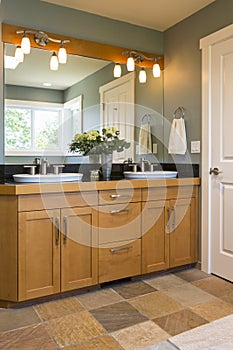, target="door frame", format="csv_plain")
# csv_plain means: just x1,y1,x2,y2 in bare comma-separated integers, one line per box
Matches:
200,24,233,273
